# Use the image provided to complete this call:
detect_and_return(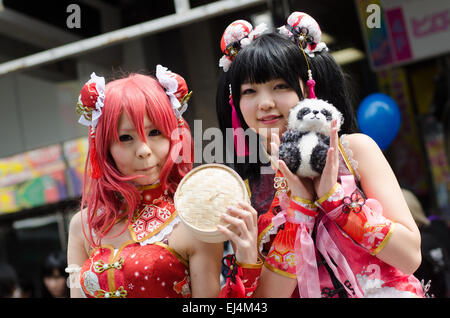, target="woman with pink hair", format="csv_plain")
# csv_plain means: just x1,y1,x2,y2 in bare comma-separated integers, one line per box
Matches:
66,67,223,298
